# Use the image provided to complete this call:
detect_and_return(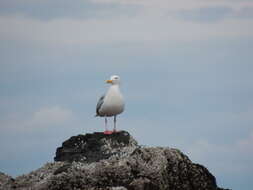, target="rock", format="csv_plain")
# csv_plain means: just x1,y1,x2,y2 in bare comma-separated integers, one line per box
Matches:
0,172,14,190
54,131,138,163
0,131,231,190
